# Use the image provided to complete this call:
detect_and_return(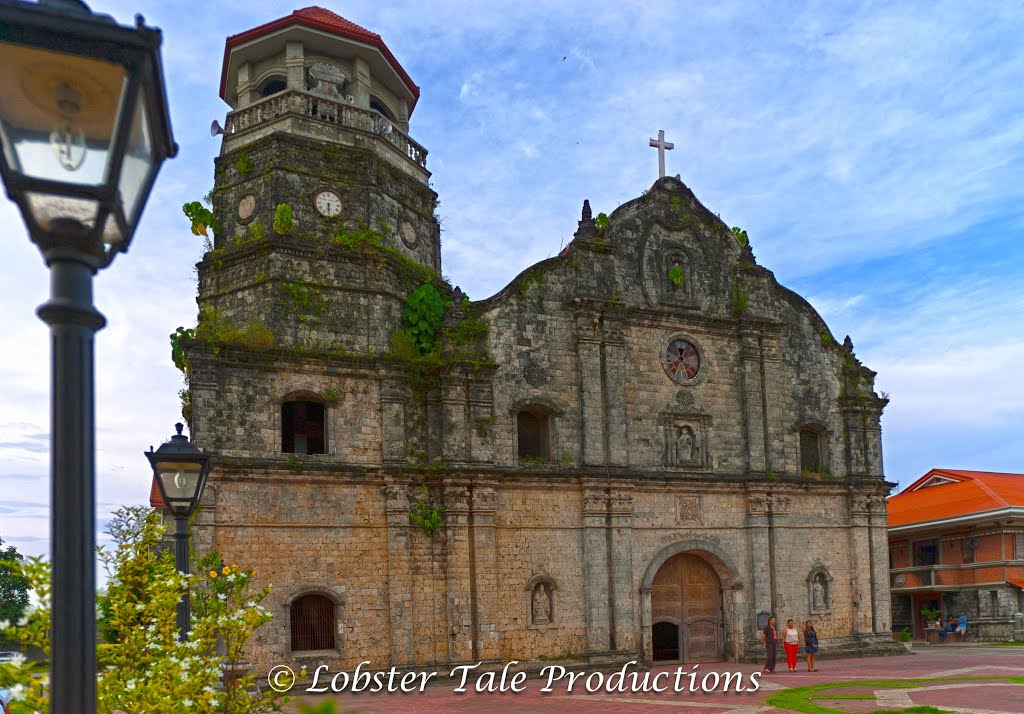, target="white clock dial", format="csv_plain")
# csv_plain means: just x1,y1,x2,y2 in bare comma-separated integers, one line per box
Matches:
314,190,342,217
